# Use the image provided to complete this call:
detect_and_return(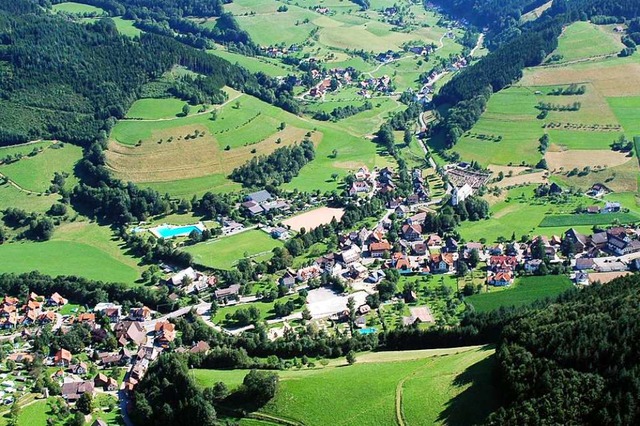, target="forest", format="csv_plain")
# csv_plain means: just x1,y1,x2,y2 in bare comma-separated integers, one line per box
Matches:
488,275,640,425
0,0,297,146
